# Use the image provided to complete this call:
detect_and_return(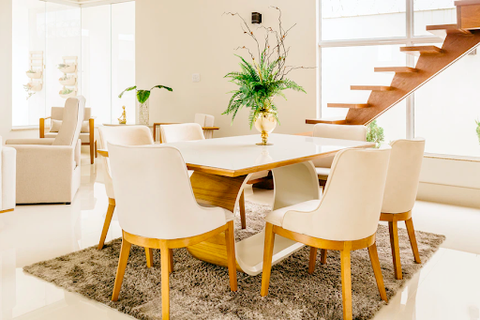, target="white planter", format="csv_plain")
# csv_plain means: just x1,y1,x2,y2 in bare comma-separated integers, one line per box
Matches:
59,76,76,86
58,64,76,73
26,71,42,79
59,90,76,99
29,82,43,92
